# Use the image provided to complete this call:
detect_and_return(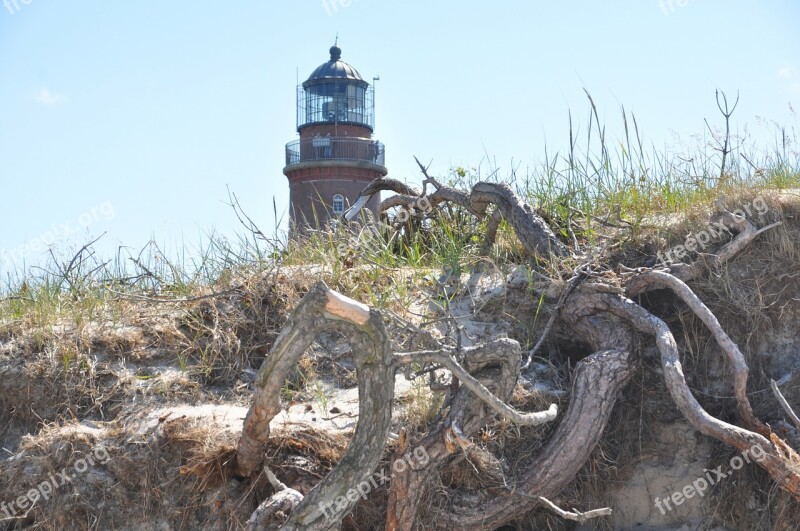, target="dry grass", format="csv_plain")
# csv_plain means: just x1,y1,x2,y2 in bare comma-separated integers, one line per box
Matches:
1,105,799,528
